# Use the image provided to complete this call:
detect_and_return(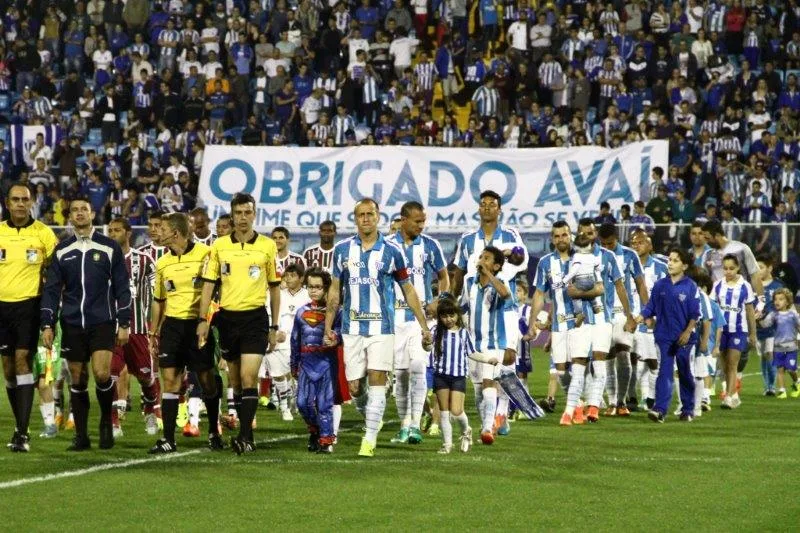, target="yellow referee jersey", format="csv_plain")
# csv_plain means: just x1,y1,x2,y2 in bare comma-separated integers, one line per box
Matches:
154,242,210,320
0,219,58,302
203,232,279,312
